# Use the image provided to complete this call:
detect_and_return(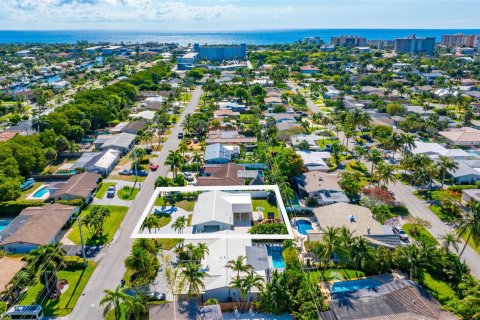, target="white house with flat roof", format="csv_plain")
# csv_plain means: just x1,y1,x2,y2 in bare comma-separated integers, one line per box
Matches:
411,141,470,161
296,150,330,171
191,191,253,233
